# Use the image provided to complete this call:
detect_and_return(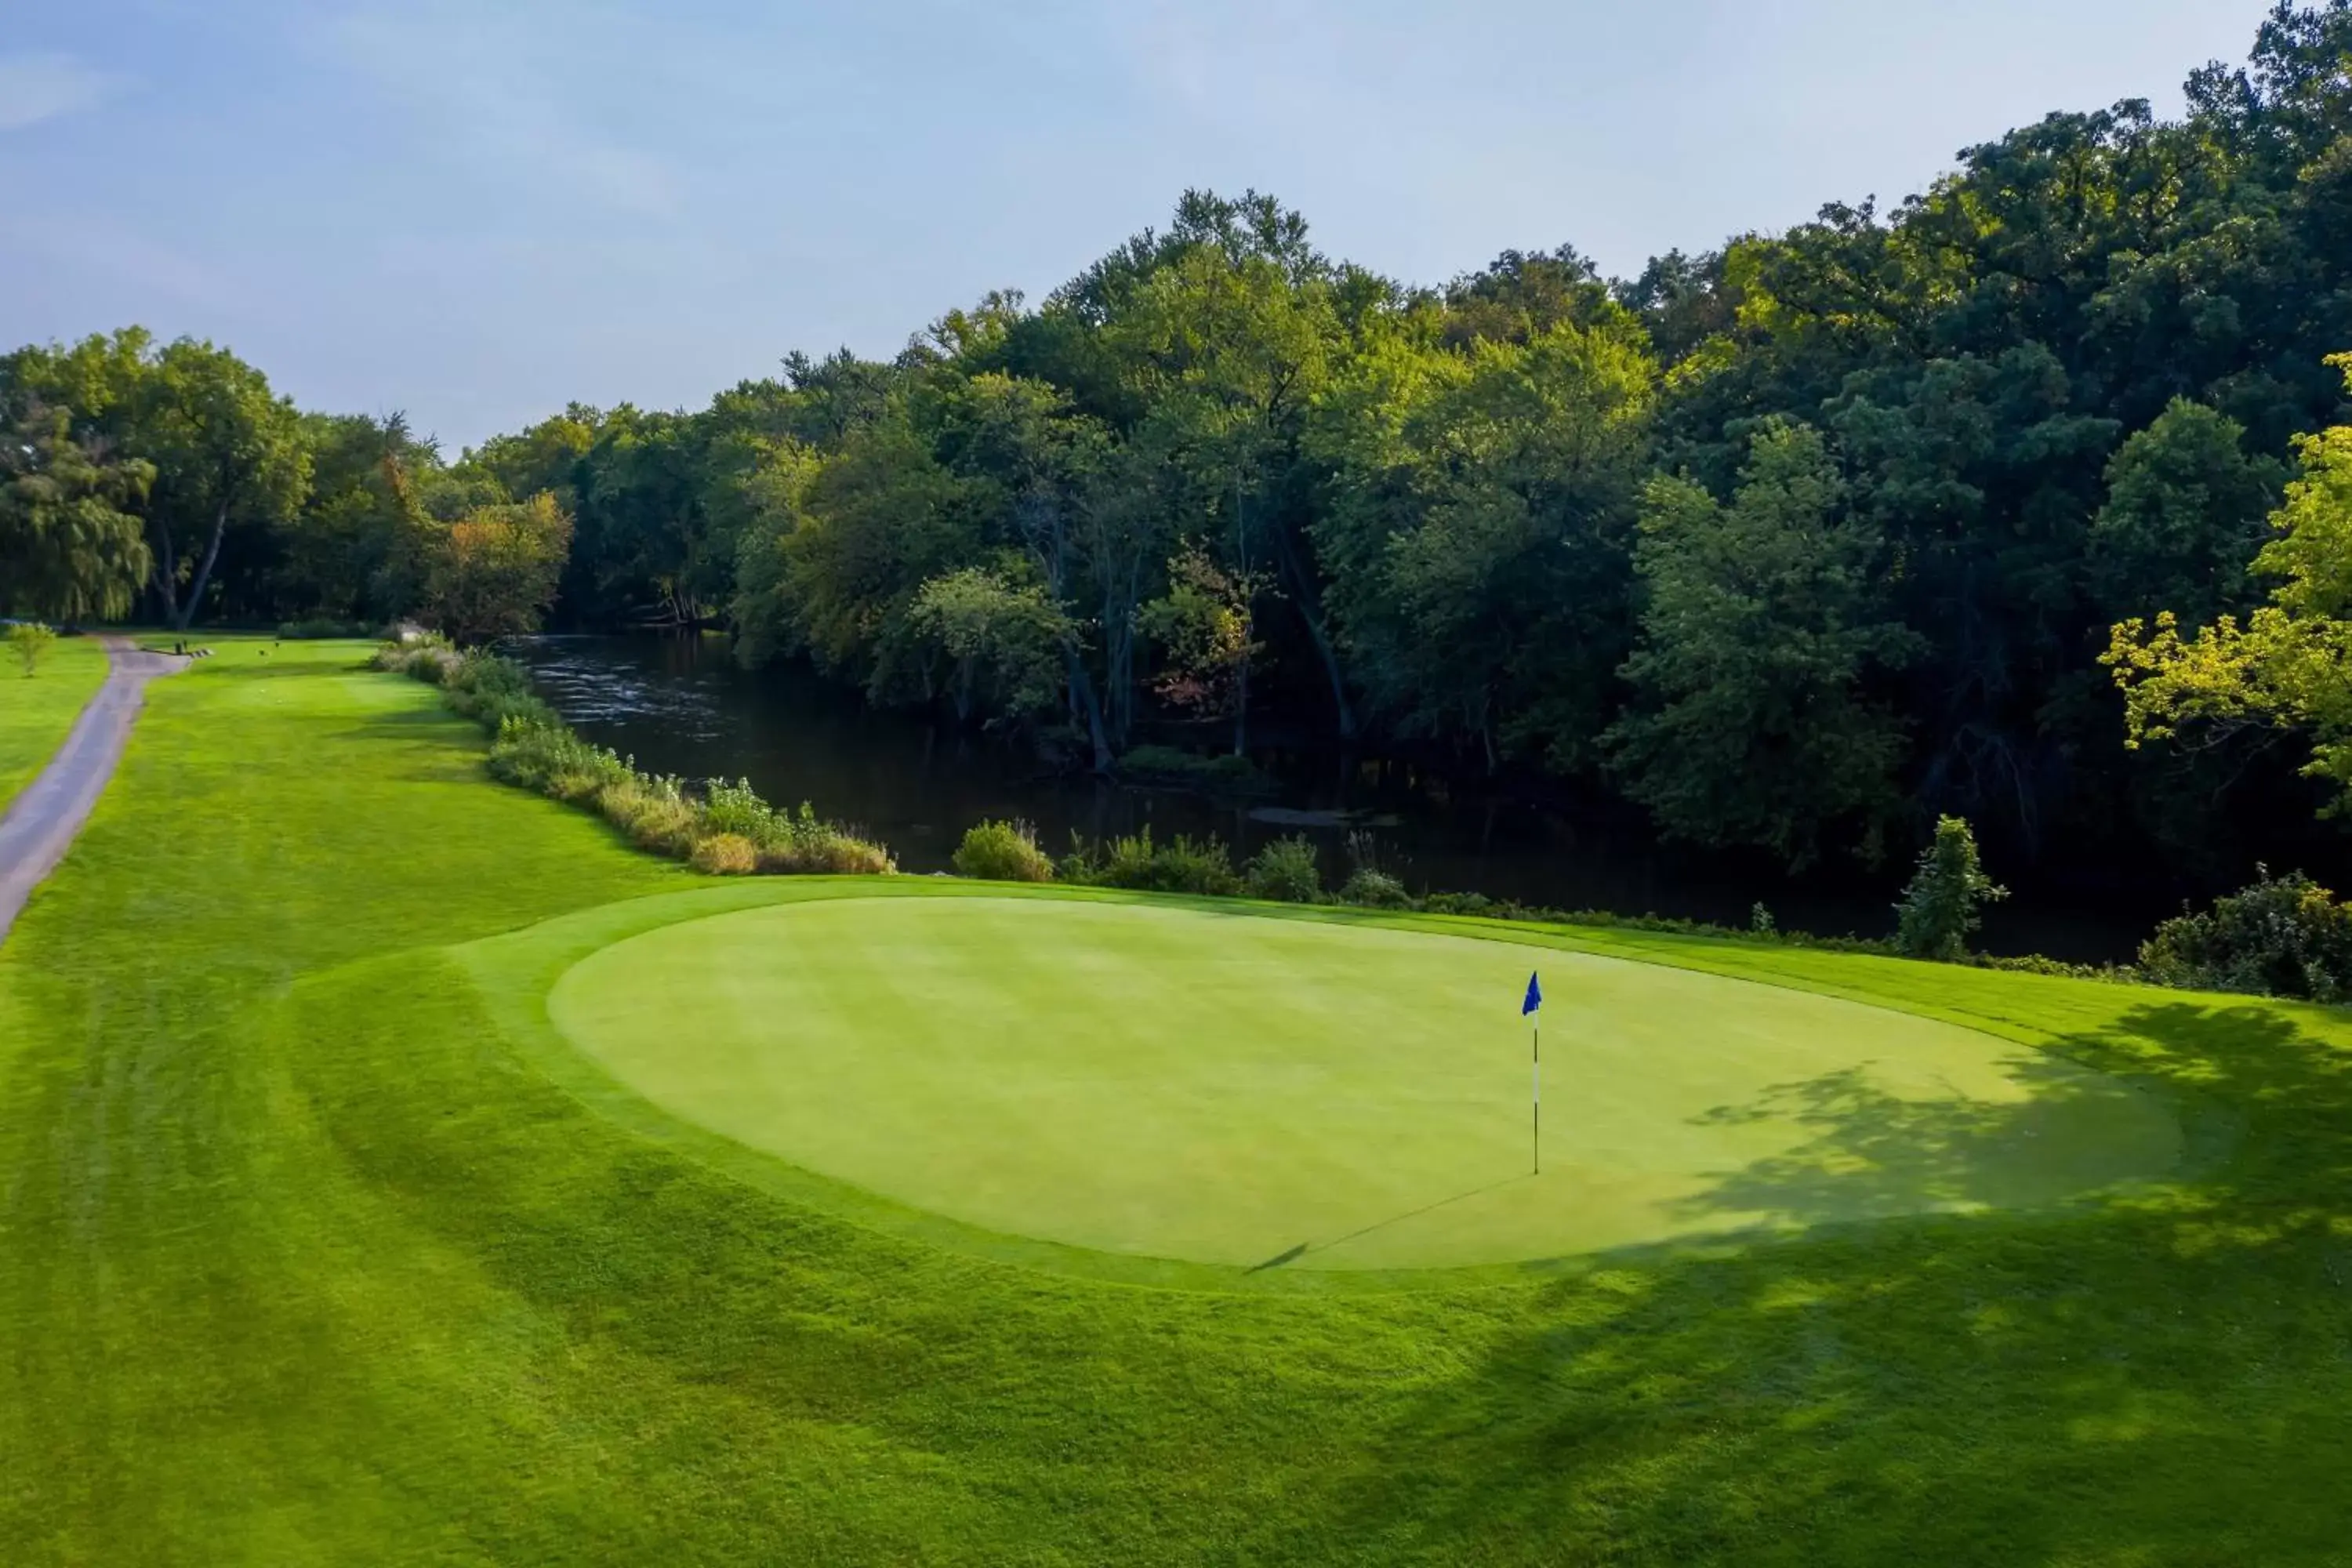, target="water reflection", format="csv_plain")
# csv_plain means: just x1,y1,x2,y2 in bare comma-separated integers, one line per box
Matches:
506,634,2147,960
